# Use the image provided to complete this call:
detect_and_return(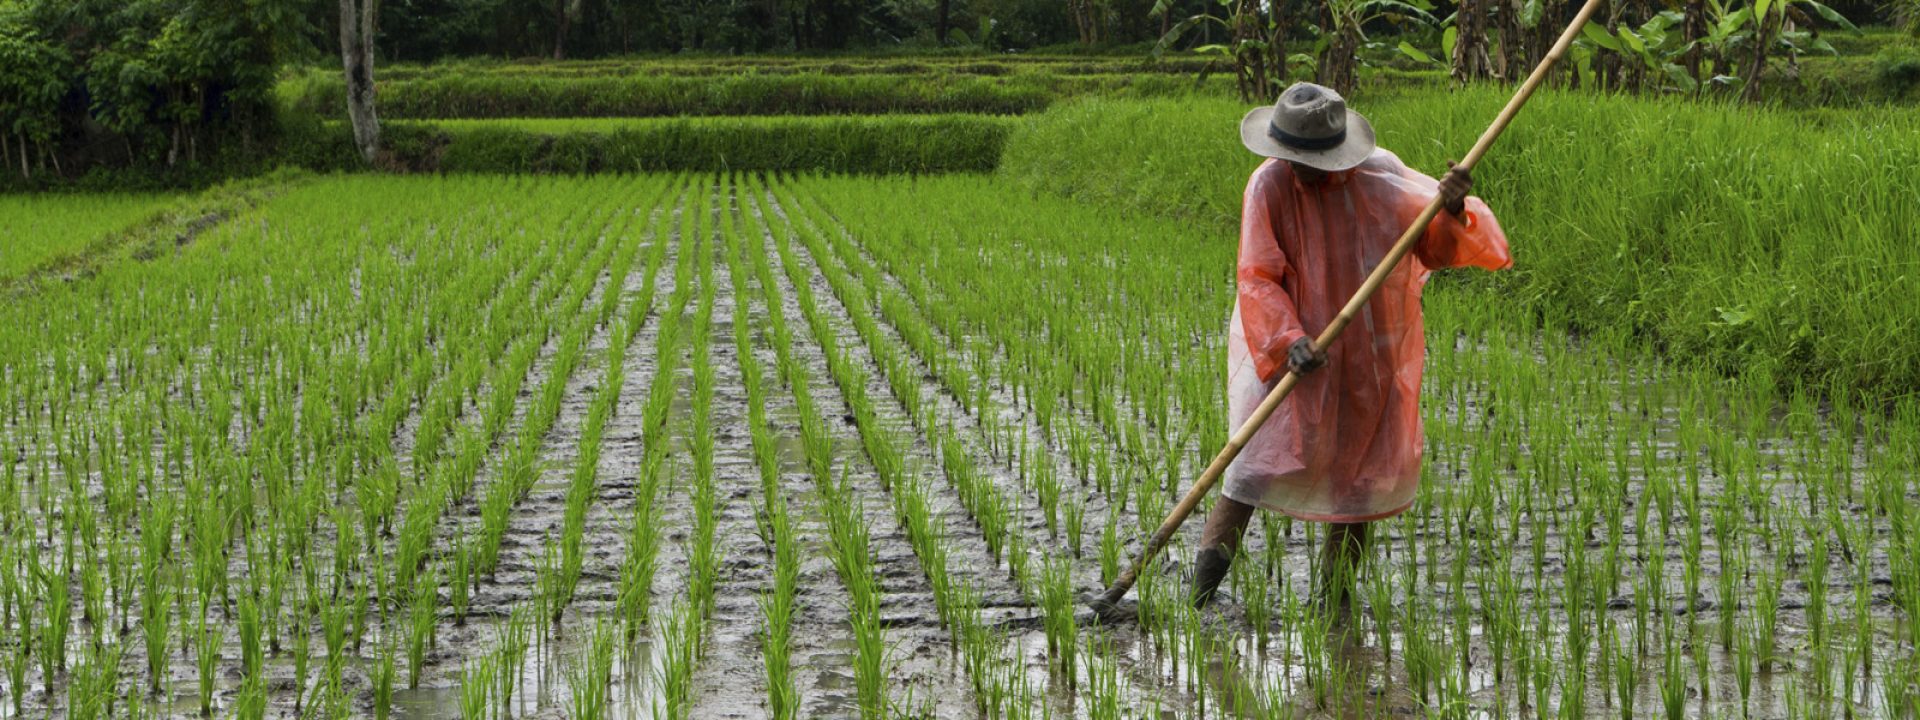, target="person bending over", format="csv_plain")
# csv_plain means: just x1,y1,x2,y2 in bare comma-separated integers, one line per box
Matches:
1193,82,1512,610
